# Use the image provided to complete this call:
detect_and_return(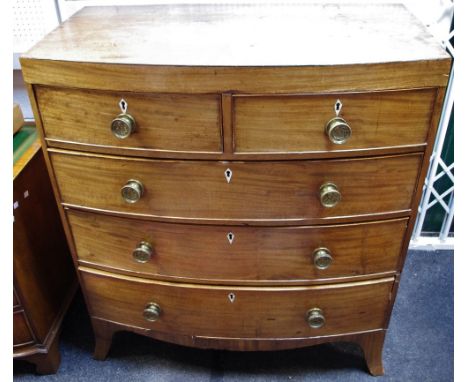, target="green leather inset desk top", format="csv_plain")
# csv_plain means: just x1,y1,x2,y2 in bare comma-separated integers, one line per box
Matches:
13,126,37,165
